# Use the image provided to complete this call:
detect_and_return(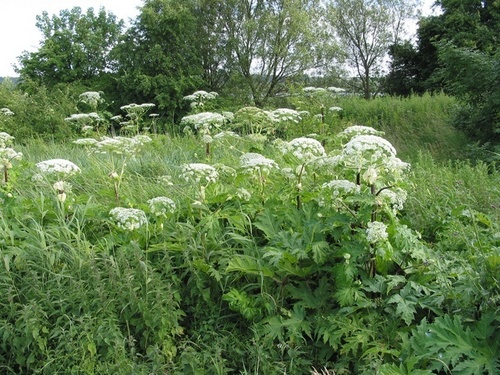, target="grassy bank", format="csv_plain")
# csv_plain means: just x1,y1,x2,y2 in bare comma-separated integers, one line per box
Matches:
0,93,498,374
